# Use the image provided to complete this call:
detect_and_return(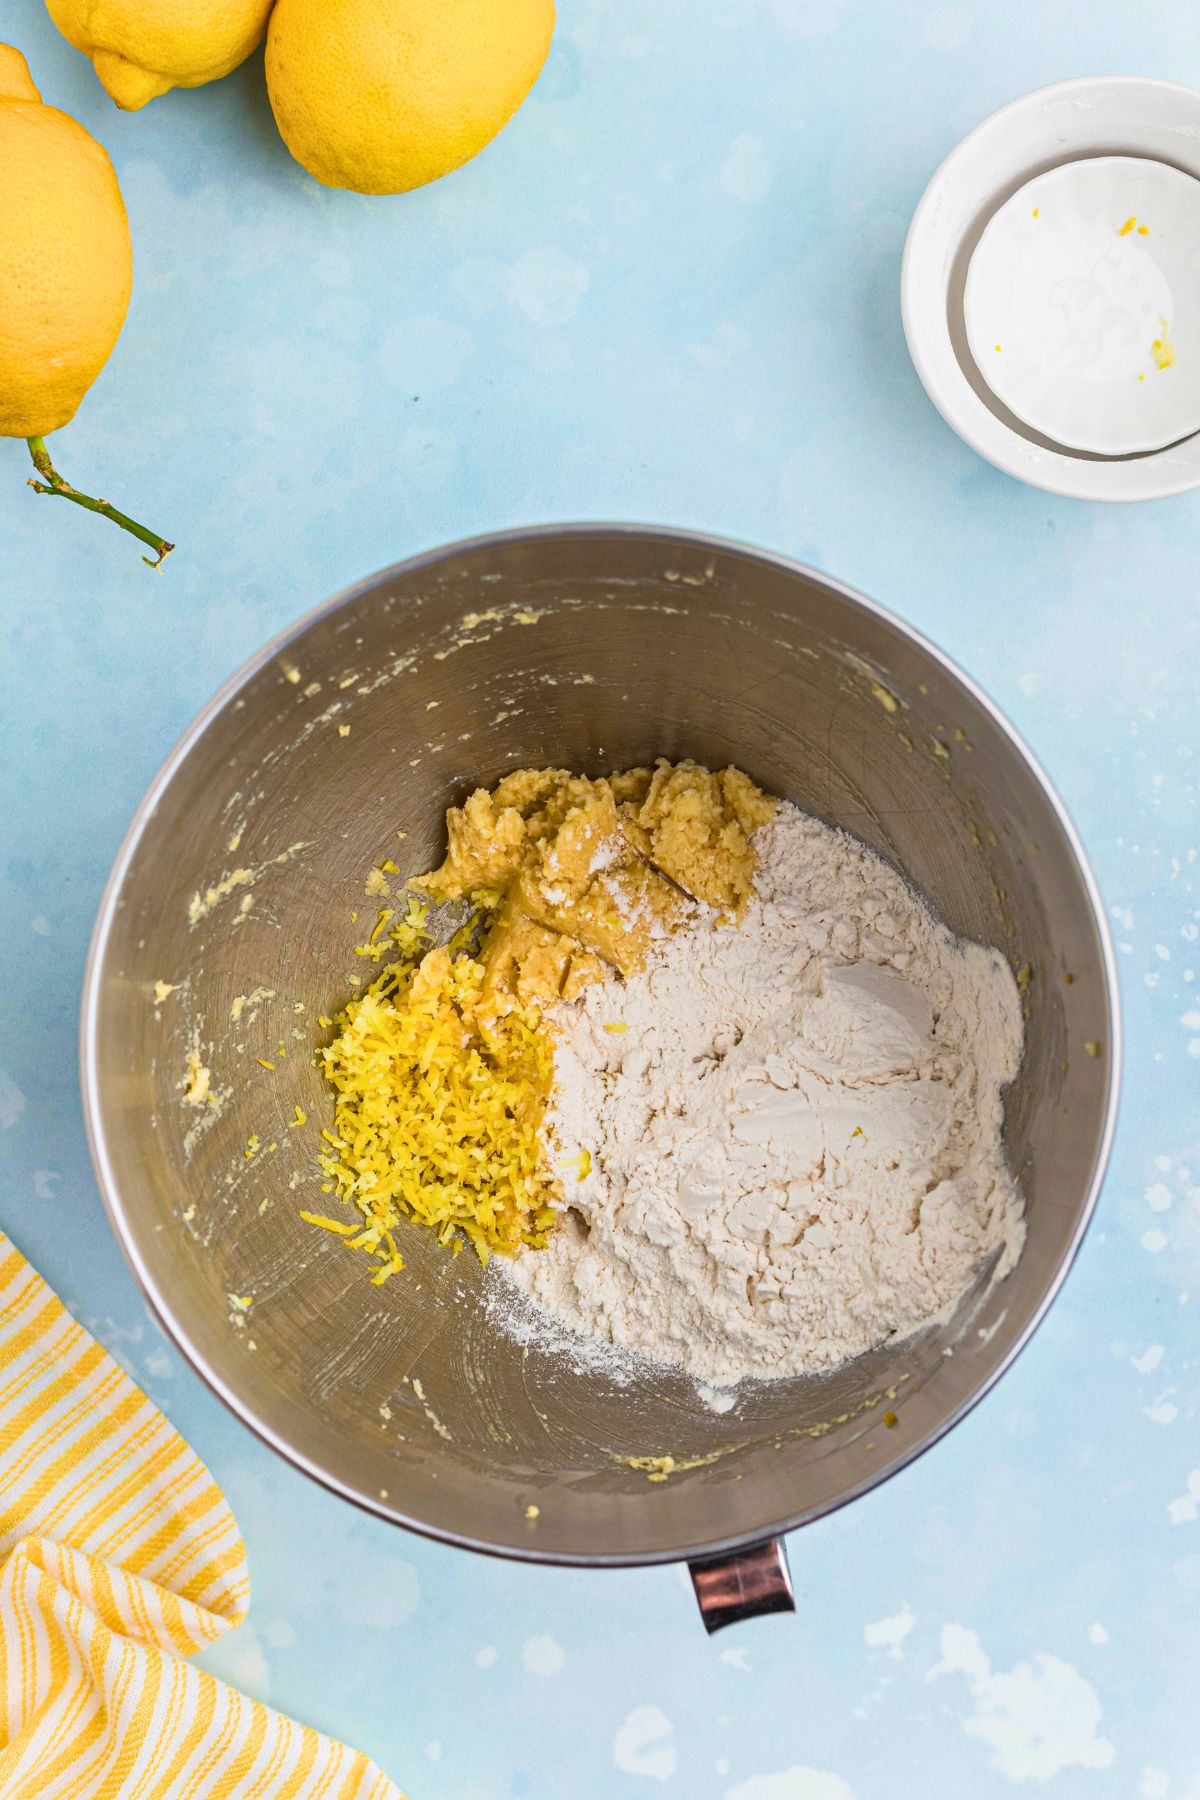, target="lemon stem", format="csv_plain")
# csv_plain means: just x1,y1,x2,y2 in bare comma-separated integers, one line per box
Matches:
25,436,174,568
